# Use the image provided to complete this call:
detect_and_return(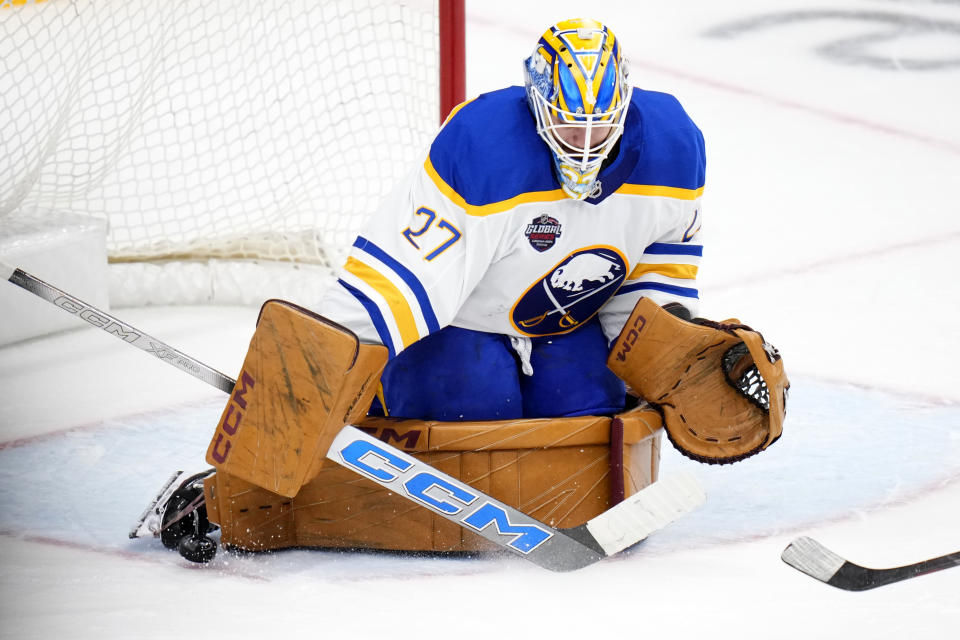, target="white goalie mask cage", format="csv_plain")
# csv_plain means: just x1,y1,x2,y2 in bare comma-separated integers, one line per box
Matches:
523,20,633,200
